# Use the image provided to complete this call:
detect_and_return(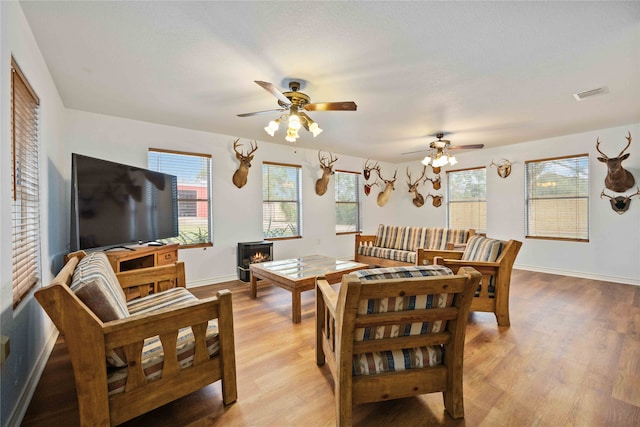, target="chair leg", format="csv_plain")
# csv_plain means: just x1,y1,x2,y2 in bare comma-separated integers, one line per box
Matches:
442,390,465,419
336,383,353,427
